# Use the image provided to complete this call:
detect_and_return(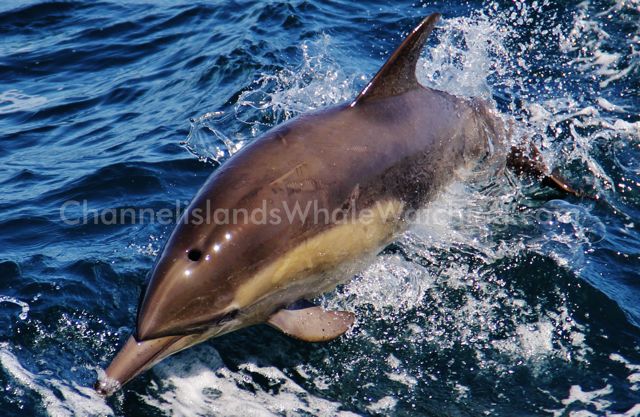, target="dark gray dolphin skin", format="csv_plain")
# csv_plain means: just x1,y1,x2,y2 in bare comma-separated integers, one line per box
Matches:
95,13,514,396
